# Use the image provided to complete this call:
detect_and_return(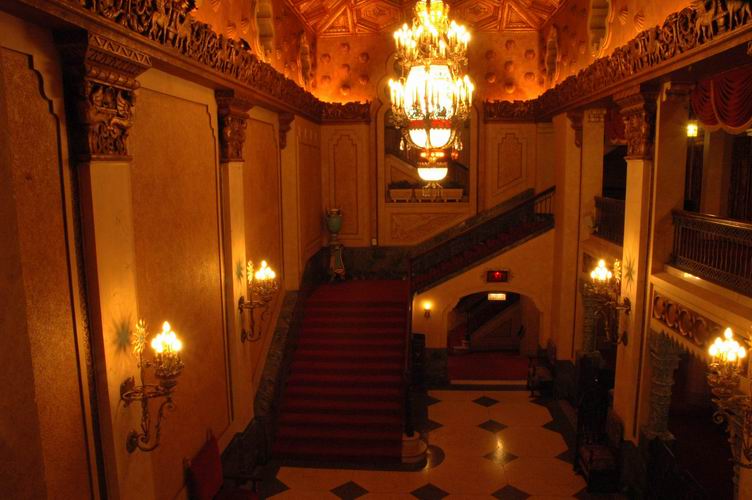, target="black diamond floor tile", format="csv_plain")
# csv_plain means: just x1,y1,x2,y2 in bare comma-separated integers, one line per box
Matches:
331,480,369,499
425,394,441,406
492,484,529,499
473,395,500,407
484,448,518,466
424,418,444,432
260,474,289,498
411,482,449,499
478,419,507,433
